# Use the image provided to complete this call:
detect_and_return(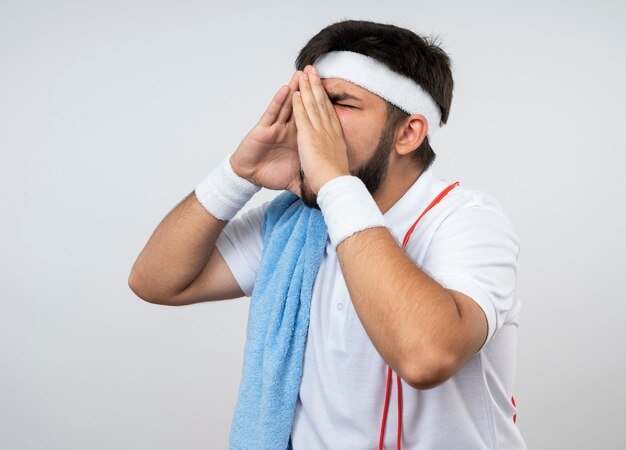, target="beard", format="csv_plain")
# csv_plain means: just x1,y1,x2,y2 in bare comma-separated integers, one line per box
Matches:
298,122,396,211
